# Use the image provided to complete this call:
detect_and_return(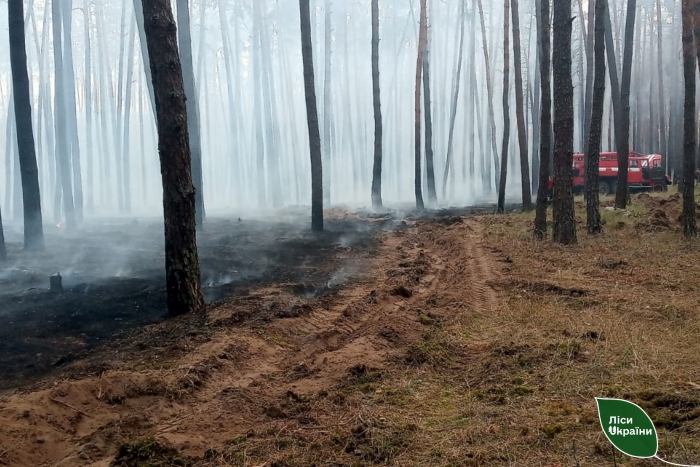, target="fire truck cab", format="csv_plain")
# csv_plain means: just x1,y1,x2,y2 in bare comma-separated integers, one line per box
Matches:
547,152,670,198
